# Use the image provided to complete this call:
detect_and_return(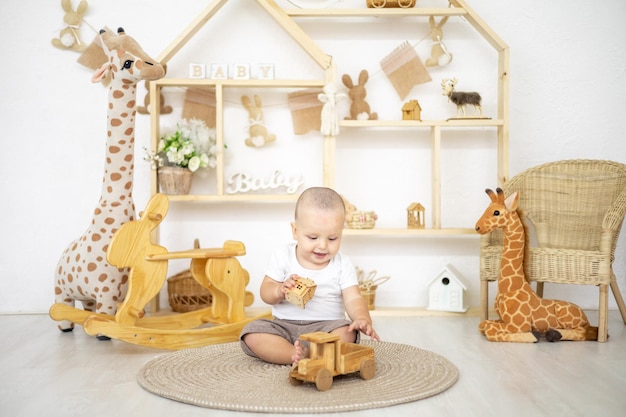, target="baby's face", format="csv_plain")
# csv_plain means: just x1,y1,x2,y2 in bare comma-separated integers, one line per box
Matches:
291,207,345,270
